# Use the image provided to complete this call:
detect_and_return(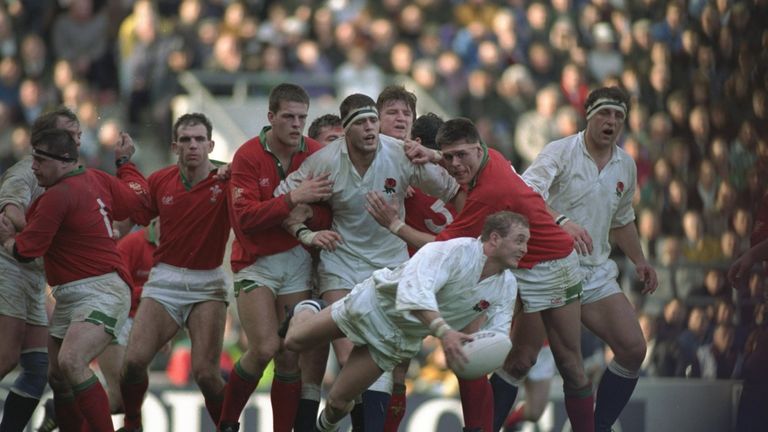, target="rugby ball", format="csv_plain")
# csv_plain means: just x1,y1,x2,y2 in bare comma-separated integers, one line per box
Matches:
451,331,512,379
